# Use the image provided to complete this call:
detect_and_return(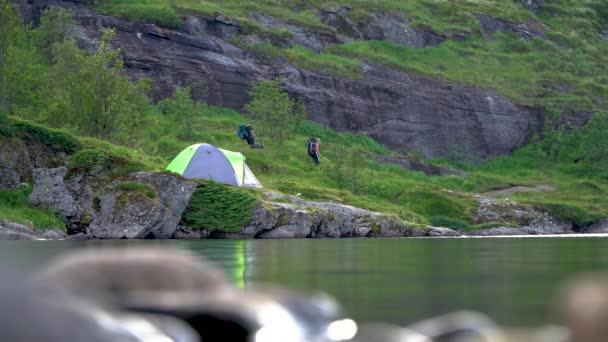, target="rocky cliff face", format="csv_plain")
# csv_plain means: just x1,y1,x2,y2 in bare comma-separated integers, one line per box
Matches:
20,0,545,158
